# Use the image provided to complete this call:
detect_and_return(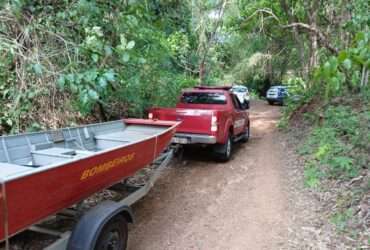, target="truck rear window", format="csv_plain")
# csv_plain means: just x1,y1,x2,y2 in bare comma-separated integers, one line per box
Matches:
181,92,227,104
